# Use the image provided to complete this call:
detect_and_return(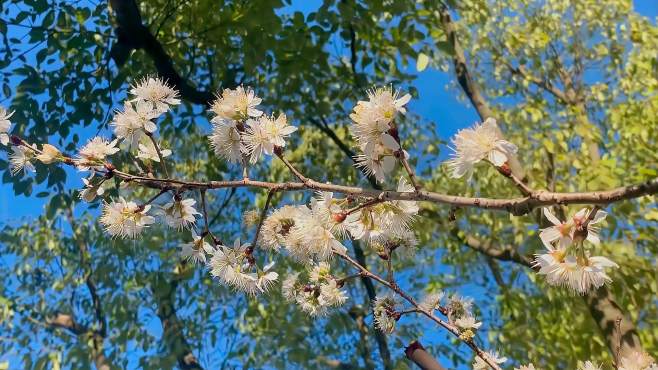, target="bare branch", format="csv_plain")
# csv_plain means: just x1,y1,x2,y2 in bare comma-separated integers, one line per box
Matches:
108,0,222,105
